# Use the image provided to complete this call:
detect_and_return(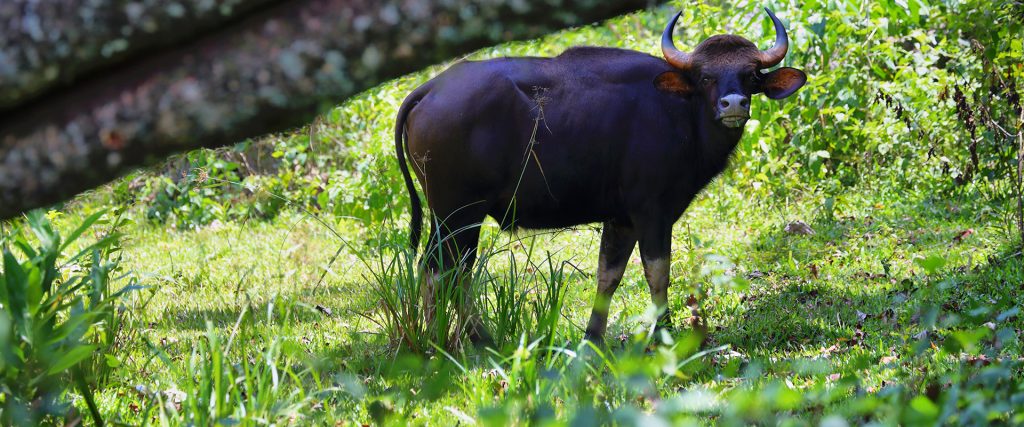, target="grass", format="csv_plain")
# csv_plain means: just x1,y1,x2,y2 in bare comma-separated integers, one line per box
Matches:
49,170,1020,424
4,0,1024,424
